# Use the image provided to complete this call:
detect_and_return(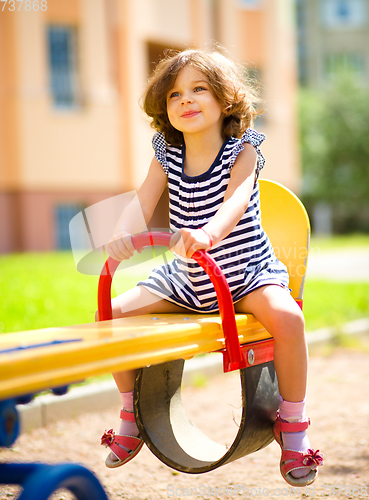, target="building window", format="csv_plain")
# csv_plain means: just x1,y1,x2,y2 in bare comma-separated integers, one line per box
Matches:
47,26,80,108
237,0,261,9
324,52,364,79
55,204,84,250
321,0,367,28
